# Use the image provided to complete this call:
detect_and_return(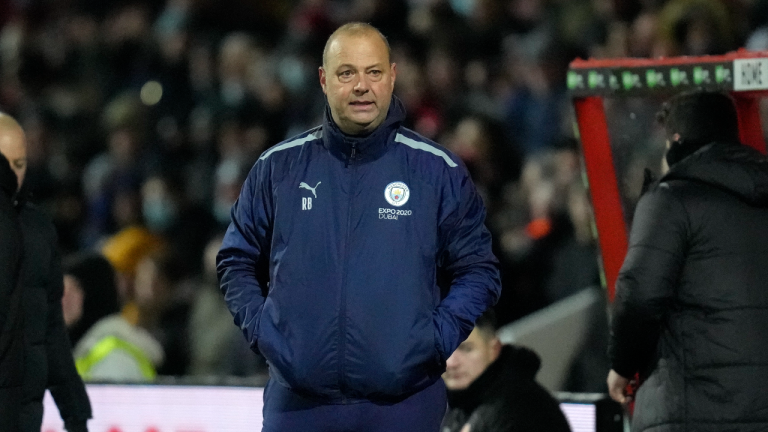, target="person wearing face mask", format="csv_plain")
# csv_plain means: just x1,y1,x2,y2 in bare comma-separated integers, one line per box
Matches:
217,22,500,432
141,173,216,279
441,310,571,432
0,151,23,432
0,113,92,432
608,90,768,432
